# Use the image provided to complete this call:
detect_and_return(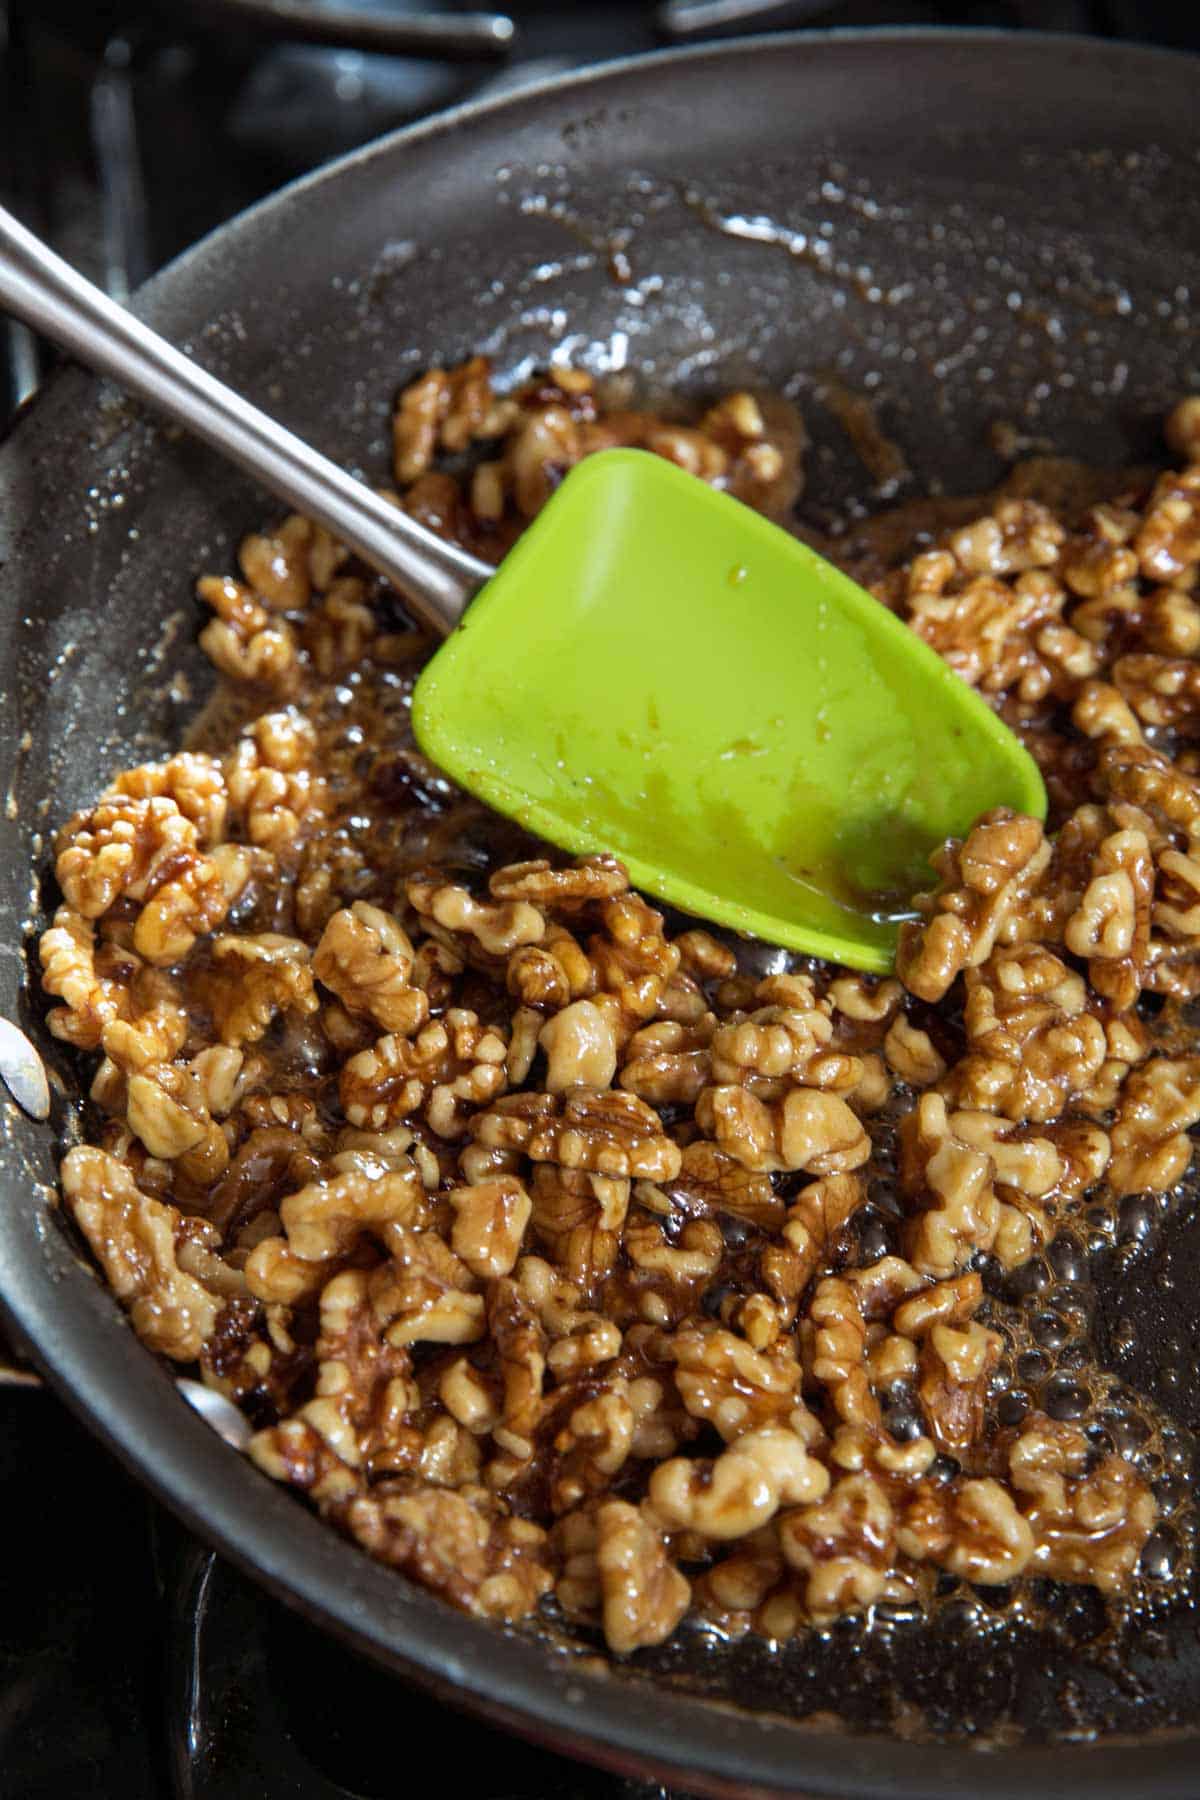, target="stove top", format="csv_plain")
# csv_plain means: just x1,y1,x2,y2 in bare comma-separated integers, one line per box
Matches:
1,3,1196,1795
